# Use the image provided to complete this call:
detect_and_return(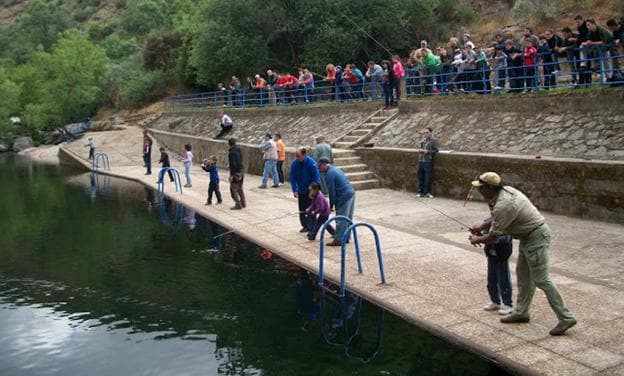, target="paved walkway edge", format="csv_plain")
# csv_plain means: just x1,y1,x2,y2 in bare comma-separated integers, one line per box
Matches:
58,145,539,376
